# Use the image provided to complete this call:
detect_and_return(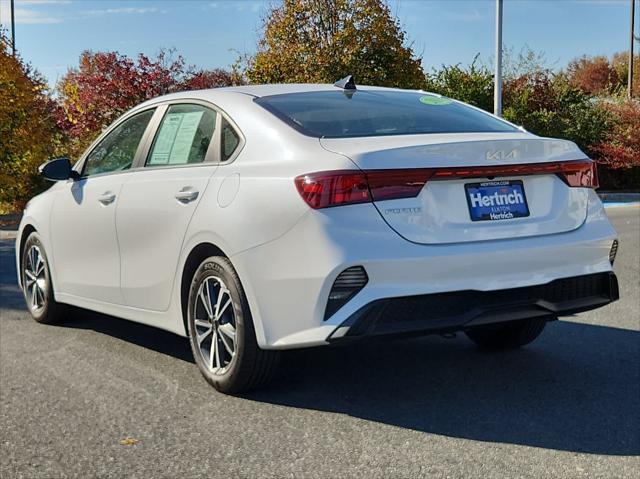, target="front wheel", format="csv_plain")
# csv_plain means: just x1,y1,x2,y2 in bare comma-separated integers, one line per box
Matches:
186,256,280,394
465,317,549,350
21,232,66,324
